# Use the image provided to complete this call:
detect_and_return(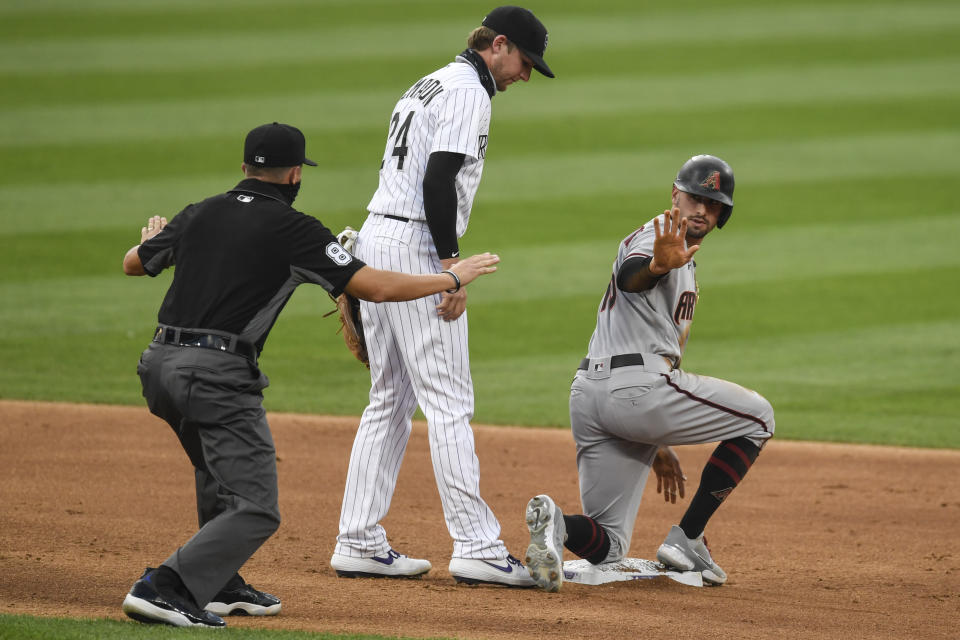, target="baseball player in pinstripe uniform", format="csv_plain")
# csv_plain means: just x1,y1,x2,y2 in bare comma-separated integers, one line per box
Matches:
524,155,776,592
330,6,554,587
